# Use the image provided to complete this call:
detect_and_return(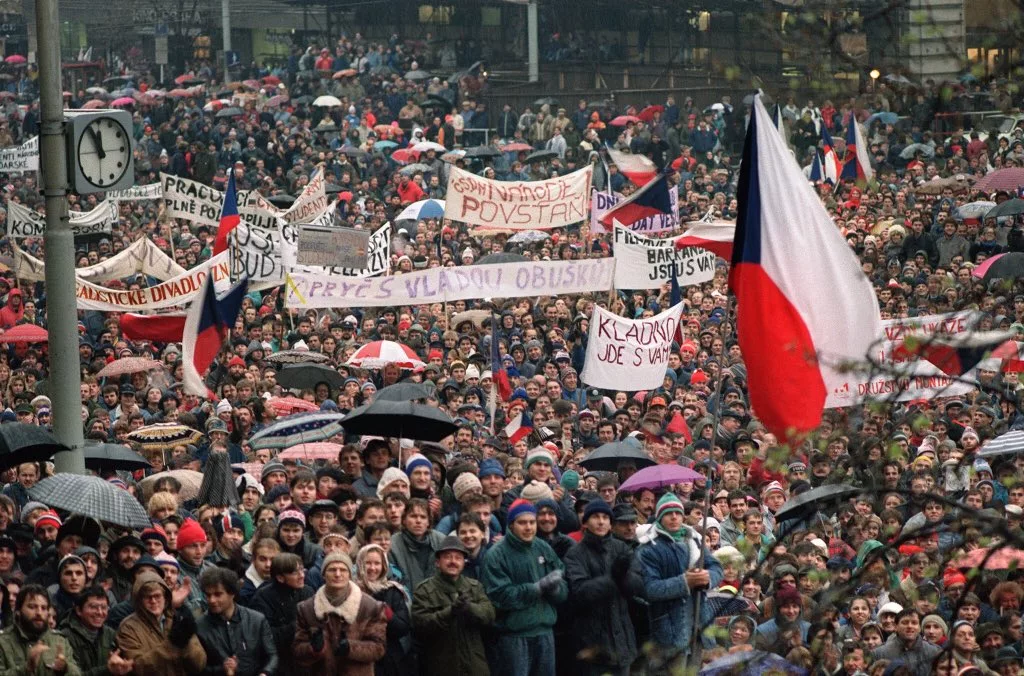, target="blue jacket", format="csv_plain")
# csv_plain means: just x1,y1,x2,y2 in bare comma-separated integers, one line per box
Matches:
637,531,723,653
